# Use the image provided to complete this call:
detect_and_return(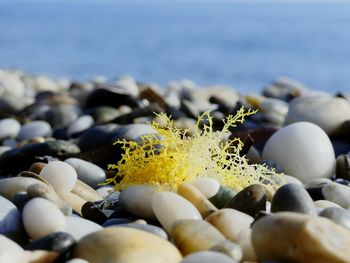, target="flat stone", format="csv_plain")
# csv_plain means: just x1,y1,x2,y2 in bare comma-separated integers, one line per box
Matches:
67,115,94,137
190,178,220,198
0,177,46,201
252,212,350,262
73,227,182,263
271,183,316,214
